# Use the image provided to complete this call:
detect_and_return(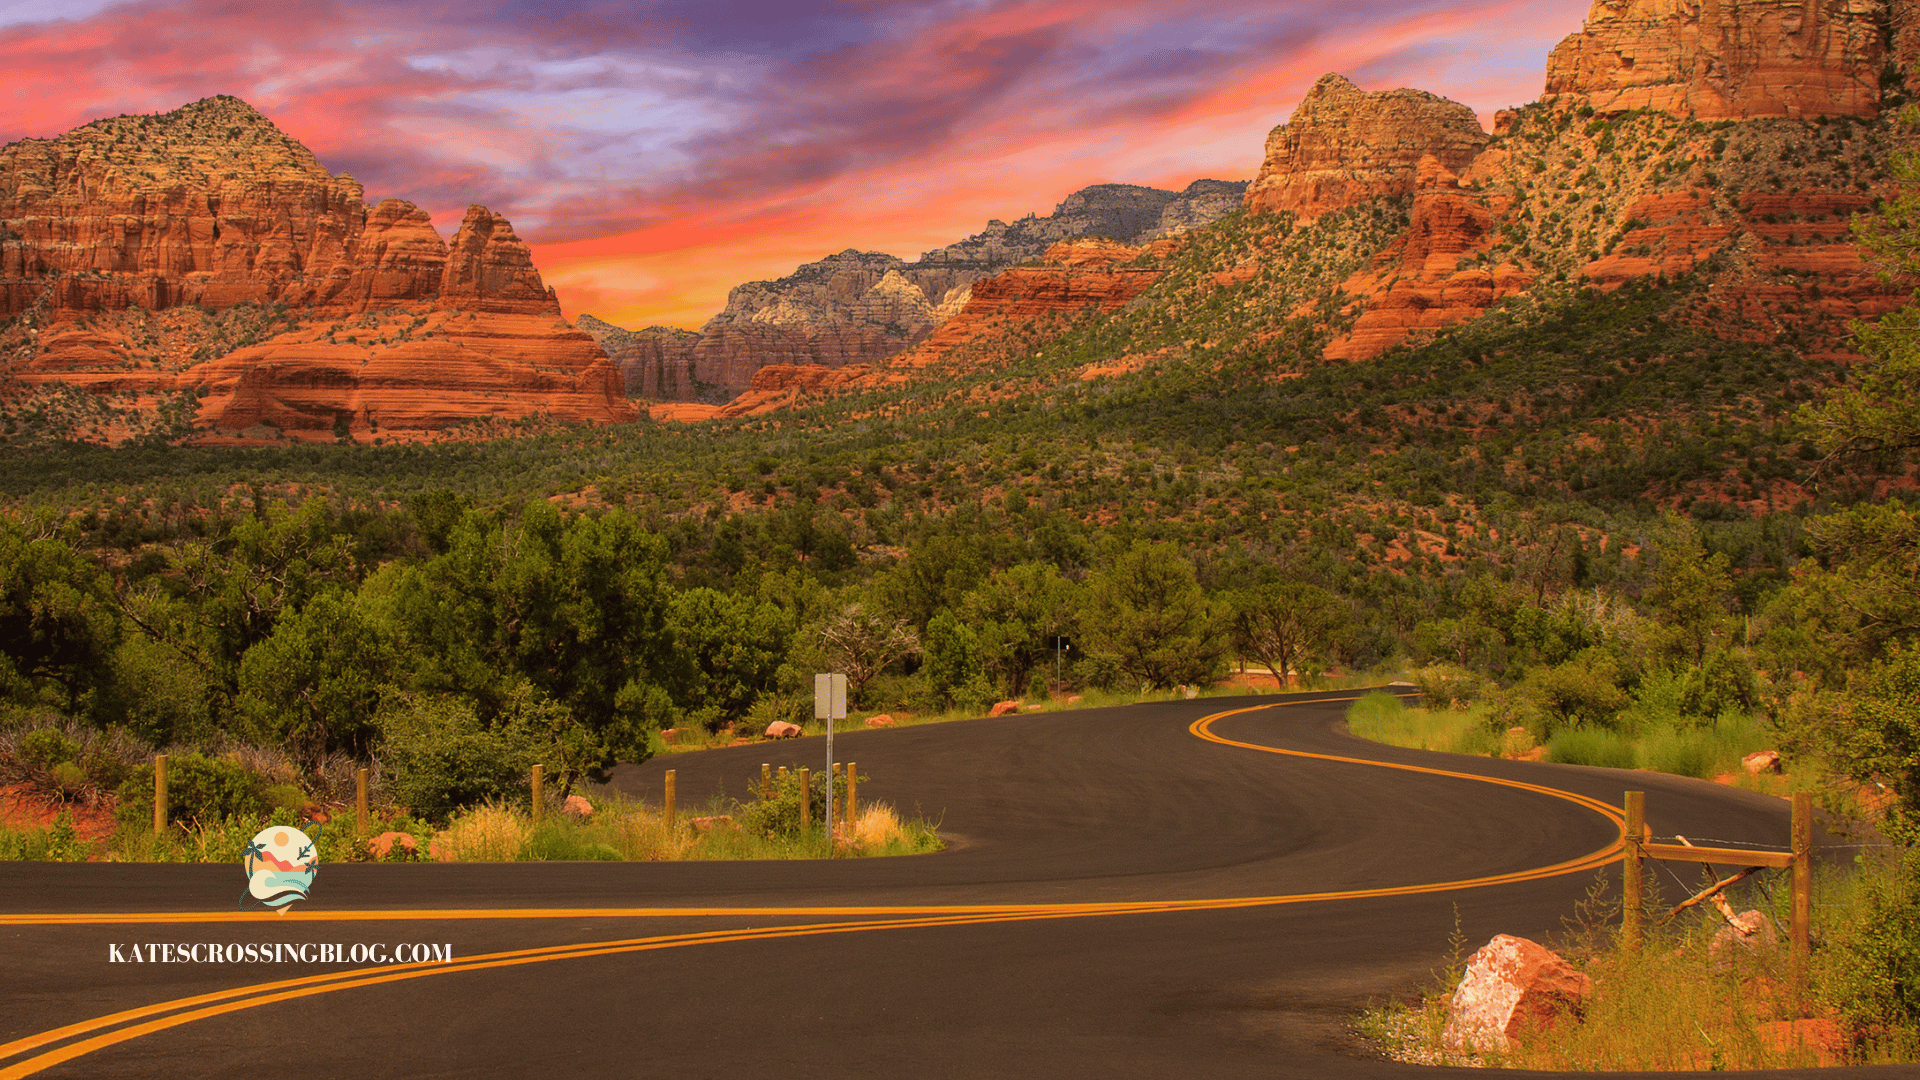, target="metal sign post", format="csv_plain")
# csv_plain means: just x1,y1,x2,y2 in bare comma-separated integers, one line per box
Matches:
814,673,847,831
